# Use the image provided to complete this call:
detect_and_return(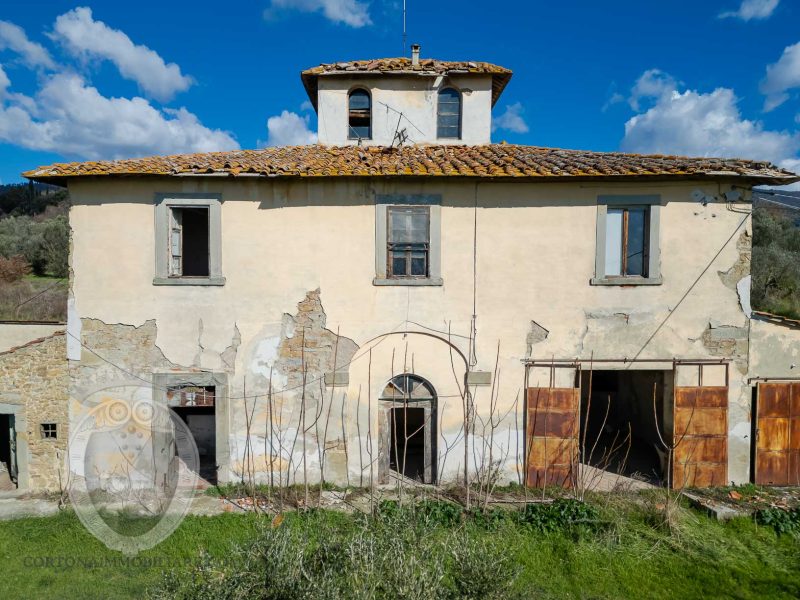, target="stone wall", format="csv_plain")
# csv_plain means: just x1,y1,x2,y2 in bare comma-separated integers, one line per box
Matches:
0,332,68,491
